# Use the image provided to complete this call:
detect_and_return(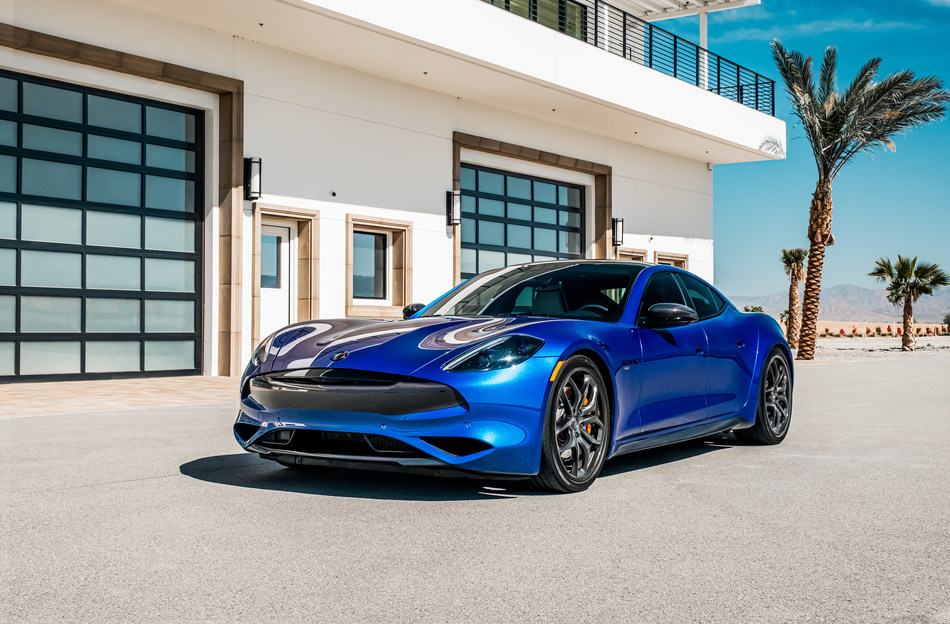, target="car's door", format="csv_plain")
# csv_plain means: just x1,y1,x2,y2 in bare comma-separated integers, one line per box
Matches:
676,273,758,419
632,271,708,434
